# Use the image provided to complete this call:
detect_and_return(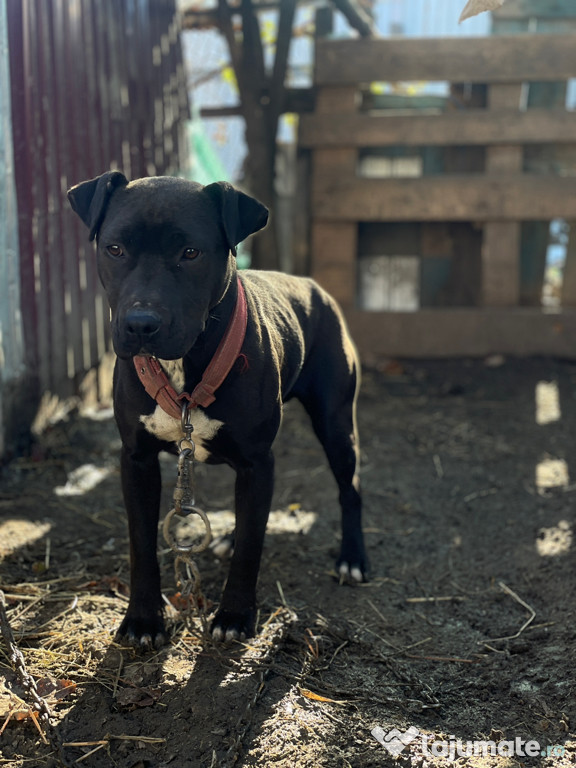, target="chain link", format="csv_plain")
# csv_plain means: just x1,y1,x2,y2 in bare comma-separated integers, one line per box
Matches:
163,402,213,633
